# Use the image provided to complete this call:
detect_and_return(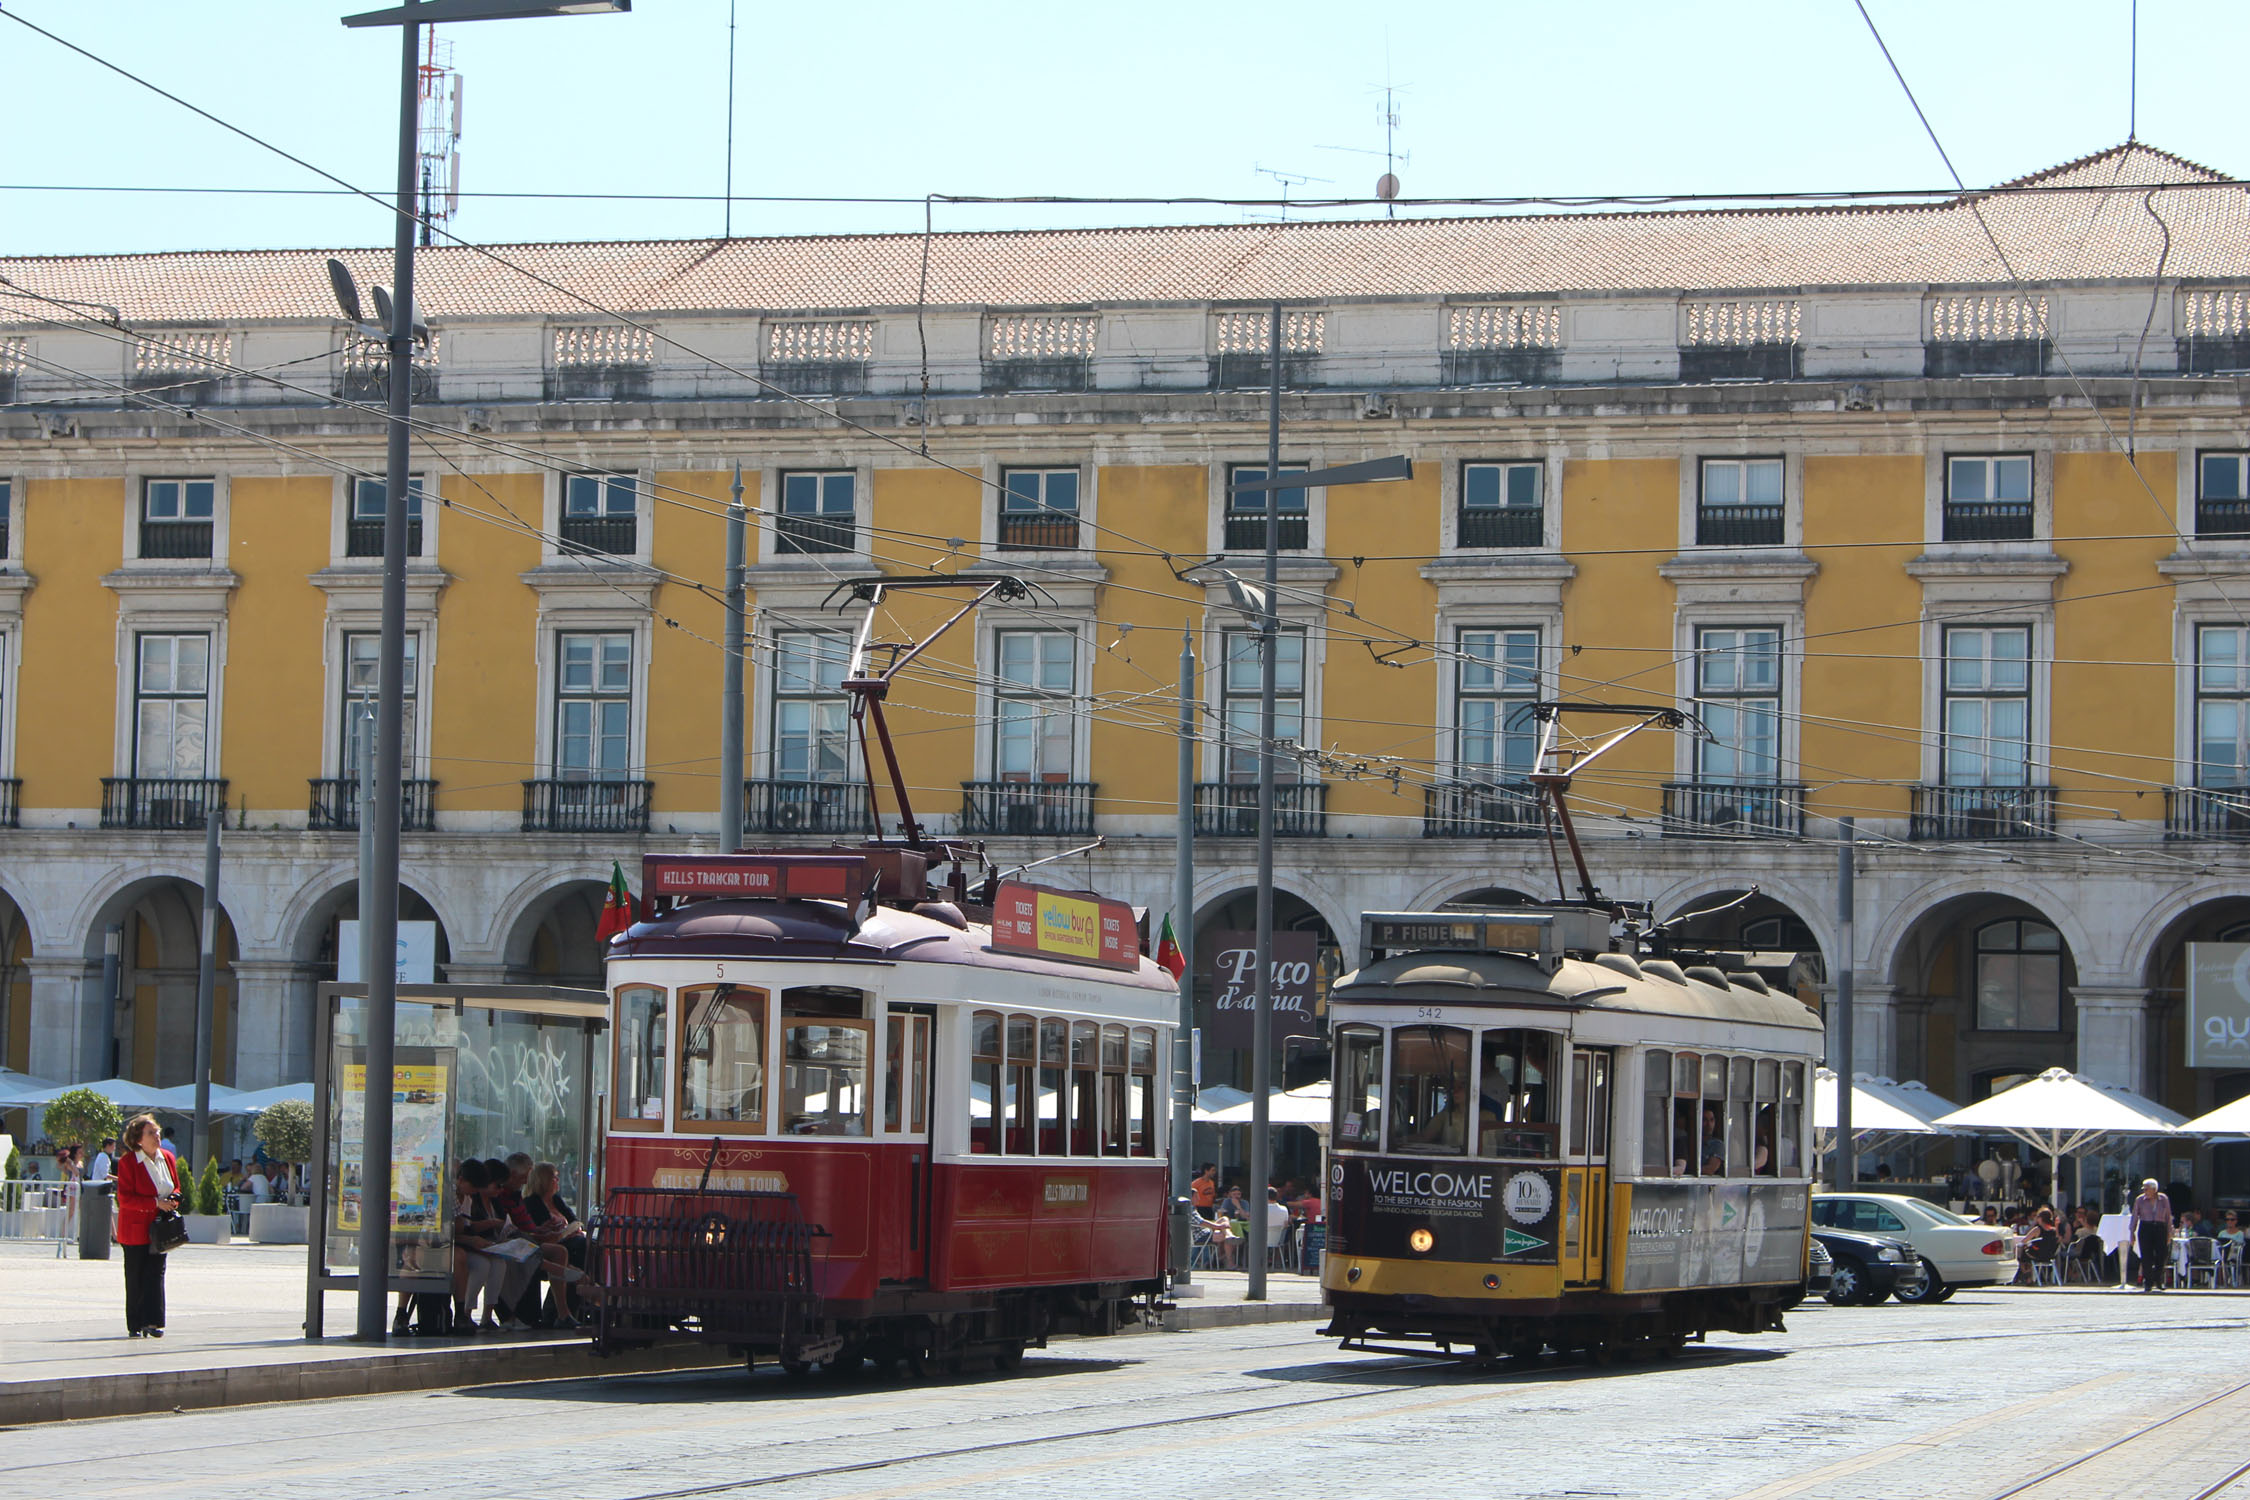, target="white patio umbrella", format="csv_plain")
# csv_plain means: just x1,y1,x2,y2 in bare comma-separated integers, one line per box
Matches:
52,1077,172,1109
1206,1082,1332,1128
1813,1069,1962,1160
141,1082,251,1115
1935,1067,2187,1208
224,1082,316,1115
0,1071,63,1108
2180,1093,2250,1136
1191,1085,1252,1124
